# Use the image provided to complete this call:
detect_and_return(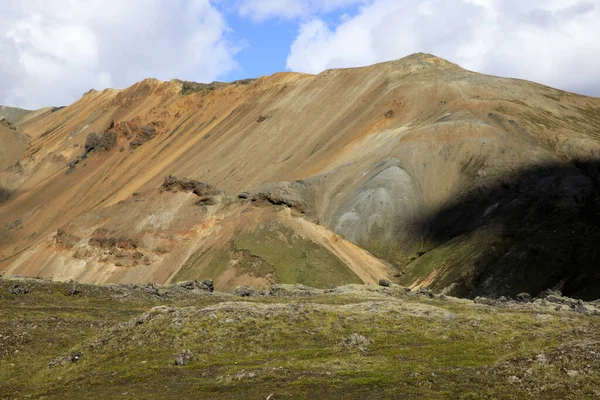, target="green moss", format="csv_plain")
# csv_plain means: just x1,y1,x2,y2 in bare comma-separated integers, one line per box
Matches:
171,222,361,287
233,222,361,288
399,227,509,295
1,277,600,398
172,246,222,282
